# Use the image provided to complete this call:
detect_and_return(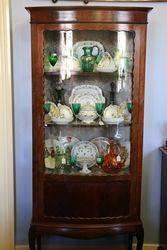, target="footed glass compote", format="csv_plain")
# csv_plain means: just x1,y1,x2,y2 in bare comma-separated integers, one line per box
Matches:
95,103,105,124
80,162,91,174
72,103,81,123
